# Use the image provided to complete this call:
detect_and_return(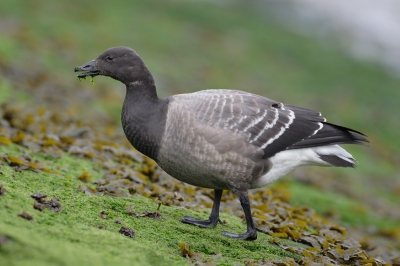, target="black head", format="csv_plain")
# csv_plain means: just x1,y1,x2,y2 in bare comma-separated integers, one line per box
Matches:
75,46,154,86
